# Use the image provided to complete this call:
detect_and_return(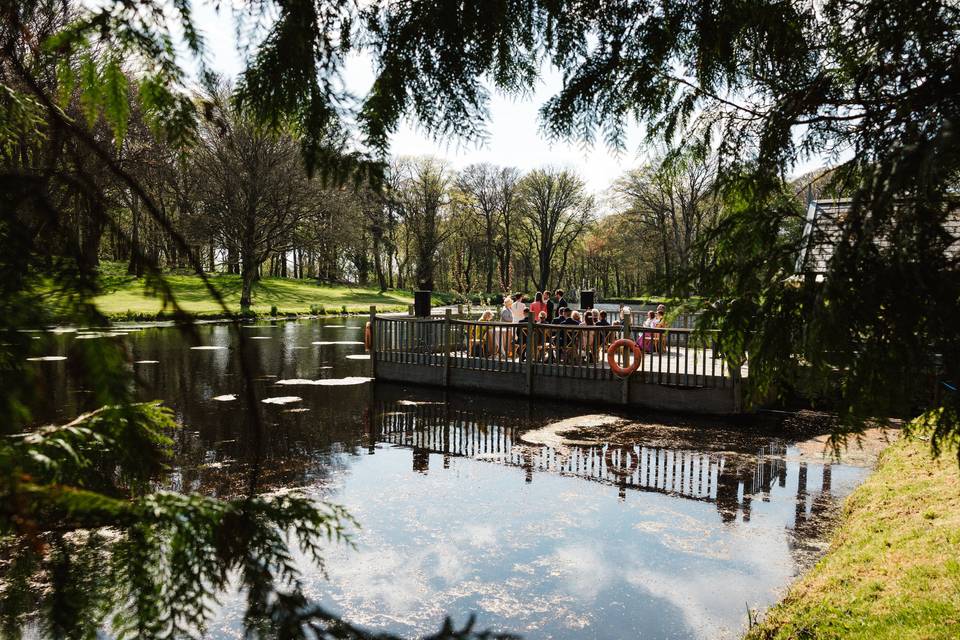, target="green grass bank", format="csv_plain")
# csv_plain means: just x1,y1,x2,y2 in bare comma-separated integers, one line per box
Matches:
91,272,424,319
747,437,960,640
